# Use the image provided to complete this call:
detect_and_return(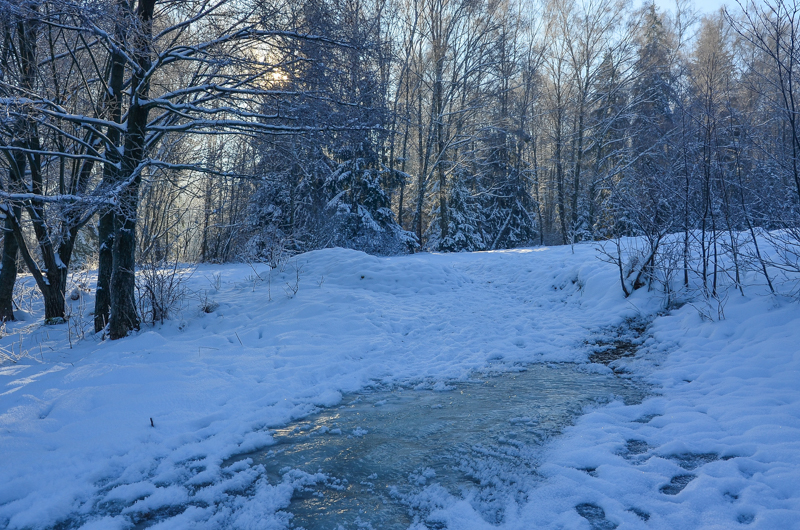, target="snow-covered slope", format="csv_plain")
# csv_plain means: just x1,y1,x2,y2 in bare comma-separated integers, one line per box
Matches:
0,244,797,529
433,292,800,530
